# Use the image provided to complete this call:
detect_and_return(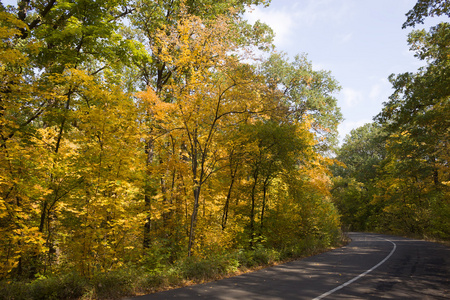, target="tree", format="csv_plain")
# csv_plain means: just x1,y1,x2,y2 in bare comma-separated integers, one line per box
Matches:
129,0,274,250
333,0,450,239
257,53,342,151
331,123,386,230
237,120,306,244
0,0,147,277
1,0,345,284
403,0,450,28
366,0,449,238
137,7,275,255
